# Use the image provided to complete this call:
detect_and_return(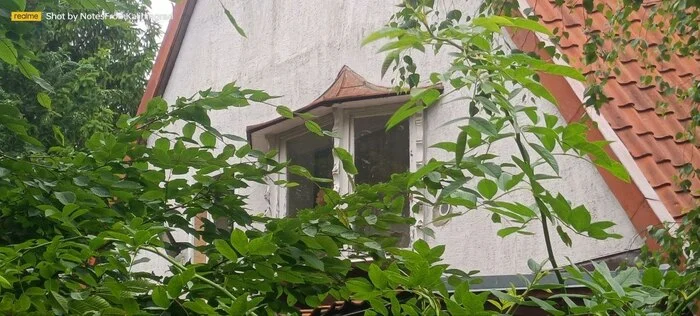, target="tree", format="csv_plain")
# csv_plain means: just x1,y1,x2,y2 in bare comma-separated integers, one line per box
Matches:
0,0,159,152
0,0,697,315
